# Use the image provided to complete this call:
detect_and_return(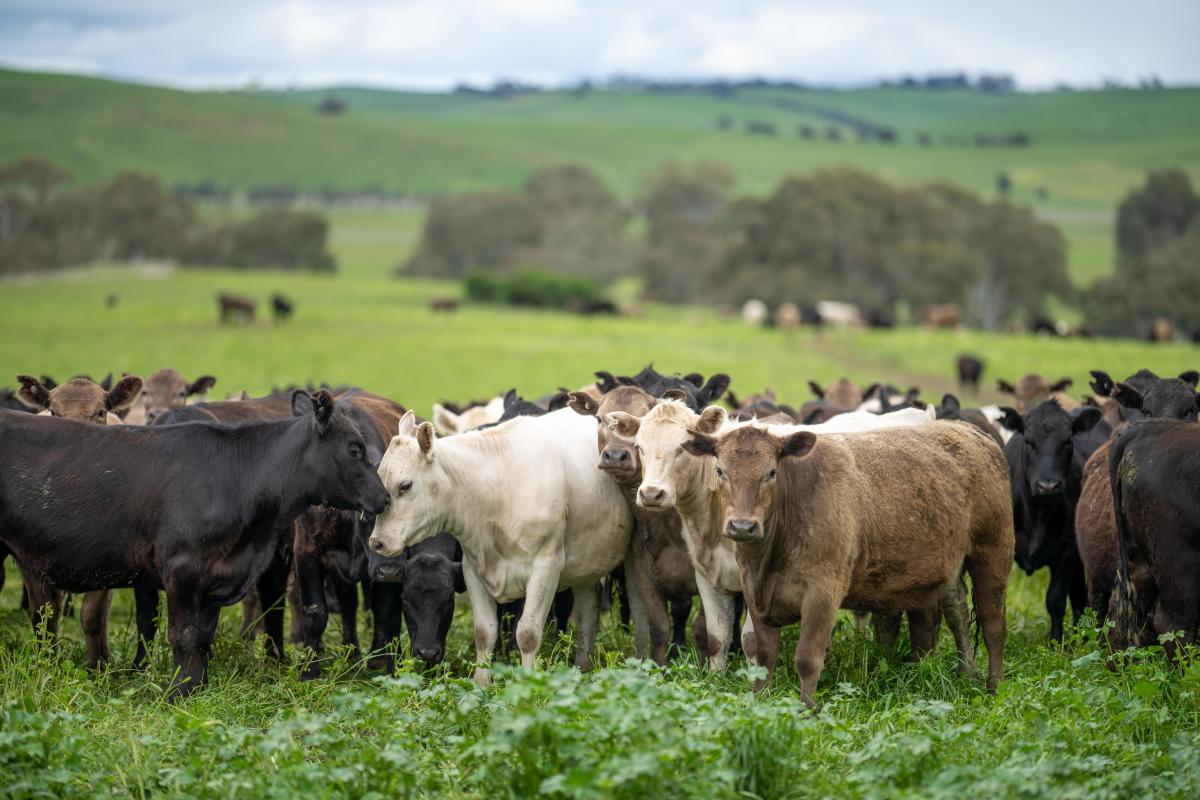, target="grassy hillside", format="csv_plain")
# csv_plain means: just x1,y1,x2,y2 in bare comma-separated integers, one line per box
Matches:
3,69,1199,284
